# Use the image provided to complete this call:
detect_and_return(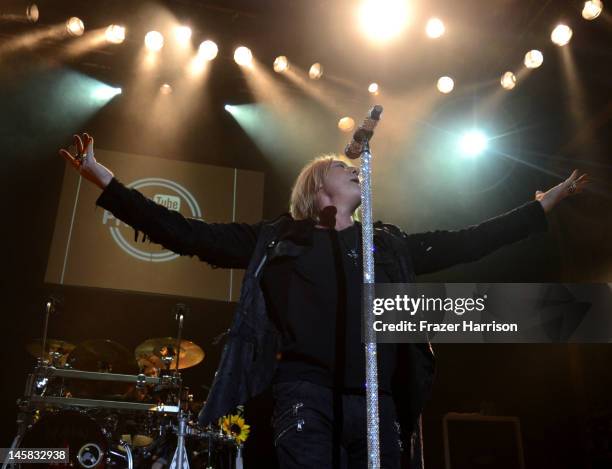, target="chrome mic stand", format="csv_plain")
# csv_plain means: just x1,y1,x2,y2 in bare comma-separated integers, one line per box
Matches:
170,304,189,469
346,105,383,469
